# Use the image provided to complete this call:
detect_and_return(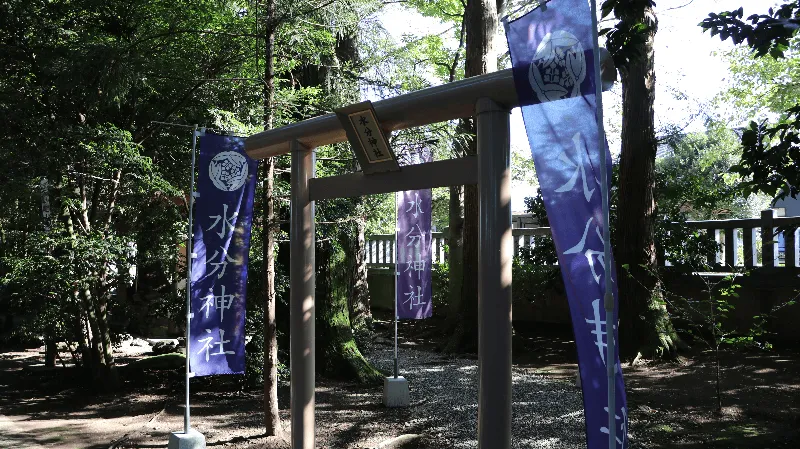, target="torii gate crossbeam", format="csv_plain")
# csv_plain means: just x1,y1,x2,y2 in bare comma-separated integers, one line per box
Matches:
245,69,519,449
